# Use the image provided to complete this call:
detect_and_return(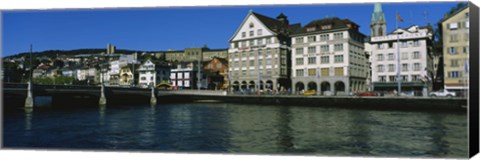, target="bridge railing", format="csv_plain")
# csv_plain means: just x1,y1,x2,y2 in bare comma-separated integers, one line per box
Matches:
159,89,227,96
